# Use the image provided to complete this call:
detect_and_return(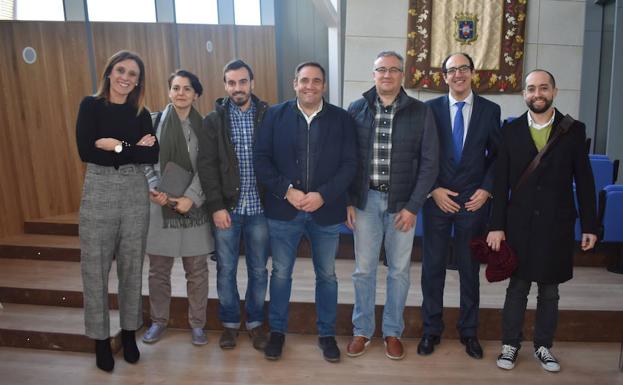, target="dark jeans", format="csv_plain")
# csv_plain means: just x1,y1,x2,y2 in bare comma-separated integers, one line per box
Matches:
502,276,559,349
